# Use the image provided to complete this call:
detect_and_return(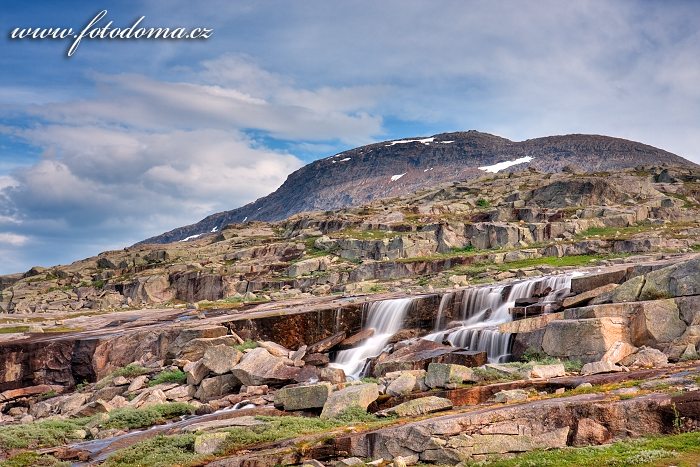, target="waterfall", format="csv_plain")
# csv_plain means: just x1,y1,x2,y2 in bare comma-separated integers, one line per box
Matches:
434,292,453,331
330,297,413,378
426,274,574,363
